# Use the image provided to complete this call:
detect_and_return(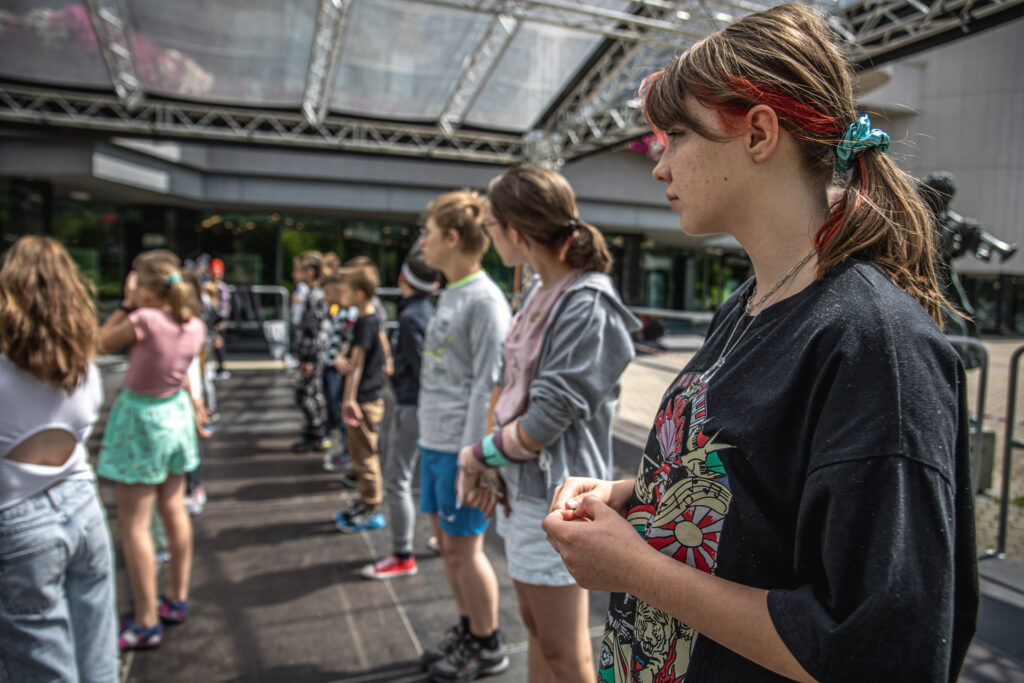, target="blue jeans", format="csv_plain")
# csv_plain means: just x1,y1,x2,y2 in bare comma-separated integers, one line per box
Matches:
324,366,342,434
0,479,118,683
